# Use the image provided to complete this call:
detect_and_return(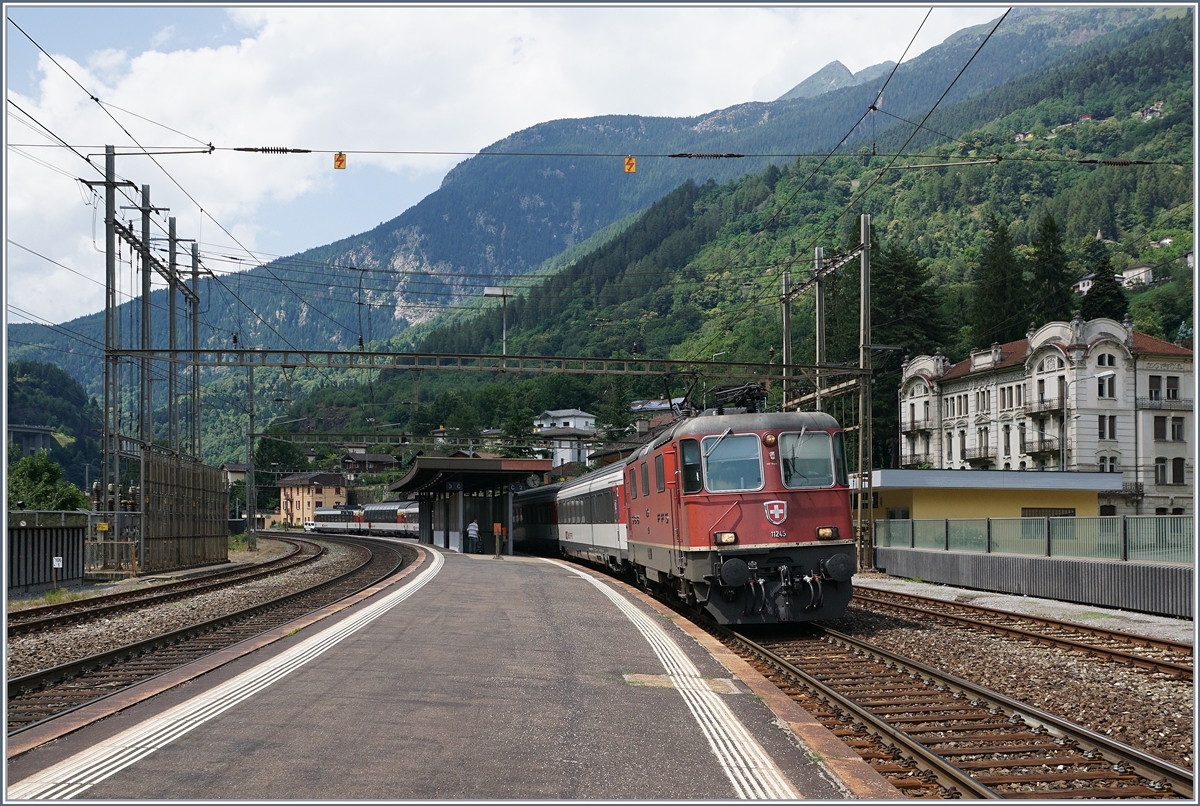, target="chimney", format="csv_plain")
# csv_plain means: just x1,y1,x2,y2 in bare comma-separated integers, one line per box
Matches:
1123,312,1135,348
635,419,650,435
